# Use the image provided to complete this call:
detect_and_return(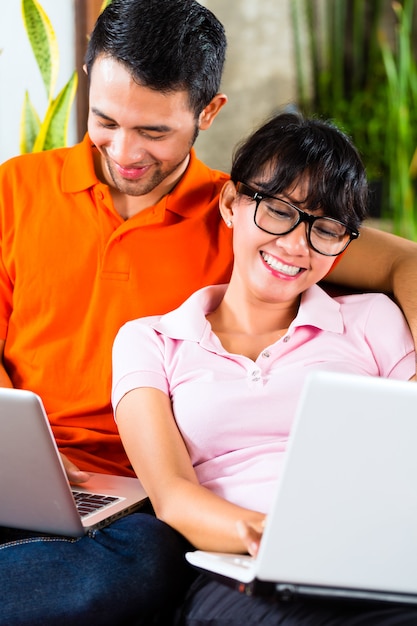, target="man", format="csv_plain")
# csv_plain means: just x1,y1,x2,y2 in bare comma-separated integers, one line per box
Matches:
0,1,228,624
0,0,417,624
